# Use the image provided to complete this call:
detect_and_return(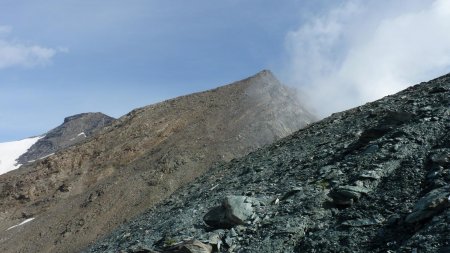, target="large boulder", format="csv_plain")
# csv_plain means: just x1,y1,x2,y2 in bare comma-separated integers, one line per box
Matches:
203,196,254,228
405,186,450,224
